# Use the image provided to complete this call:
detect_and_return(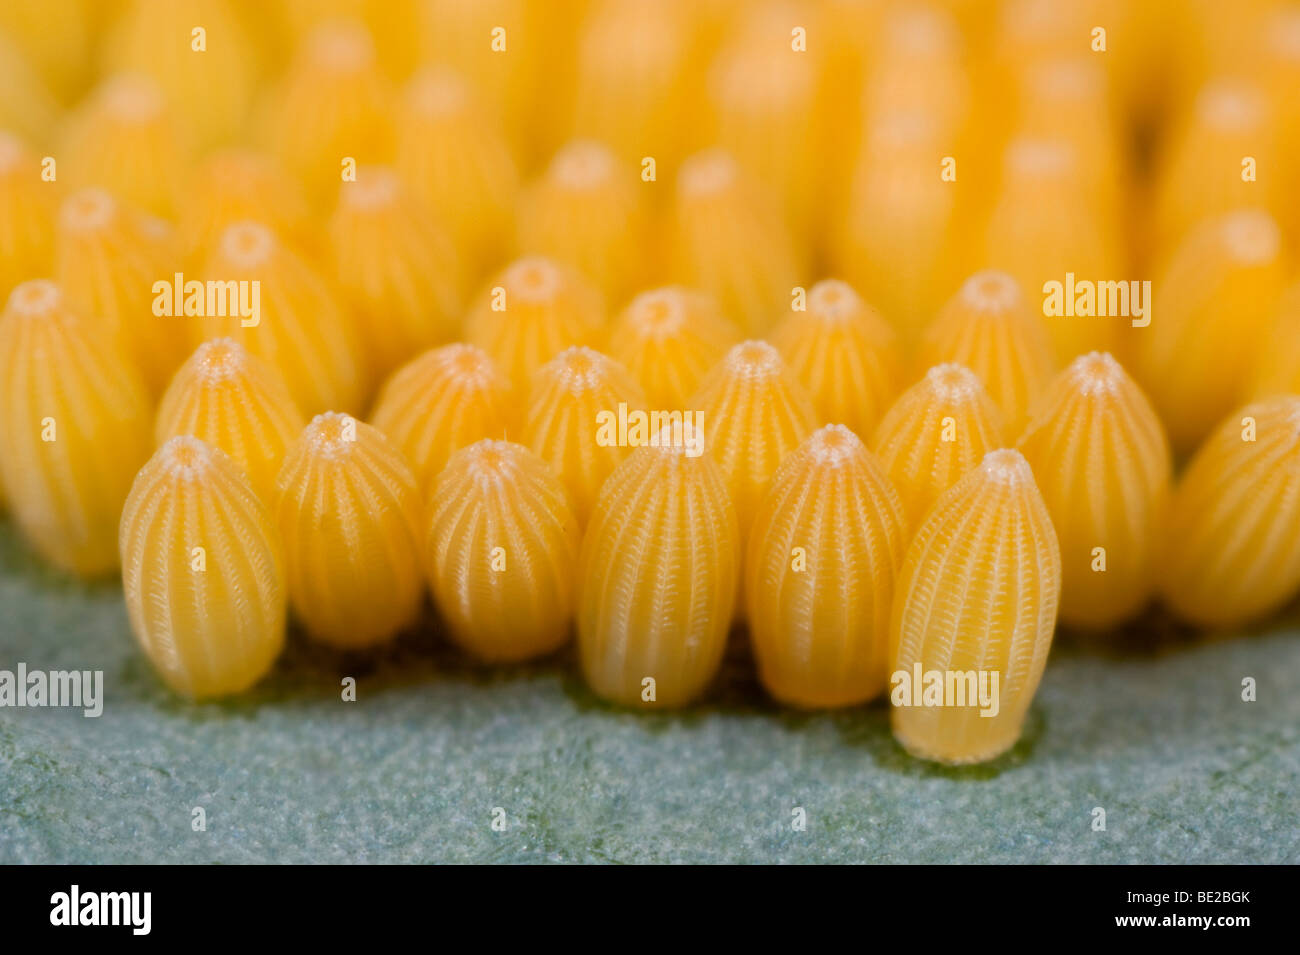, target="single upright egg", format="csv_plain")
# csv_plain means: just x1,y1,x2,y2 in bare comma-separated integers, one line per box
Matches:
59,73,189,218
275,412,425,648
516,140,650,302
328,165,463,379
690,340,816,545
200,221,364,414
155,338,304,504
918,270,1056,434
669,149,802,336
871,363,1005,532
1159,396,1300,628
890,449,1061,765
0,280,151,577
395,65,518,282
369,342,516,494
607,286,739,410
120,436,286,698
55,187,188,395
0,132,57,306
769,279,903,440
463,255,605,390
1018,353,1171,629
746,425,908,707
578,427,739,707
426,439,580,662
522,346,646,526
